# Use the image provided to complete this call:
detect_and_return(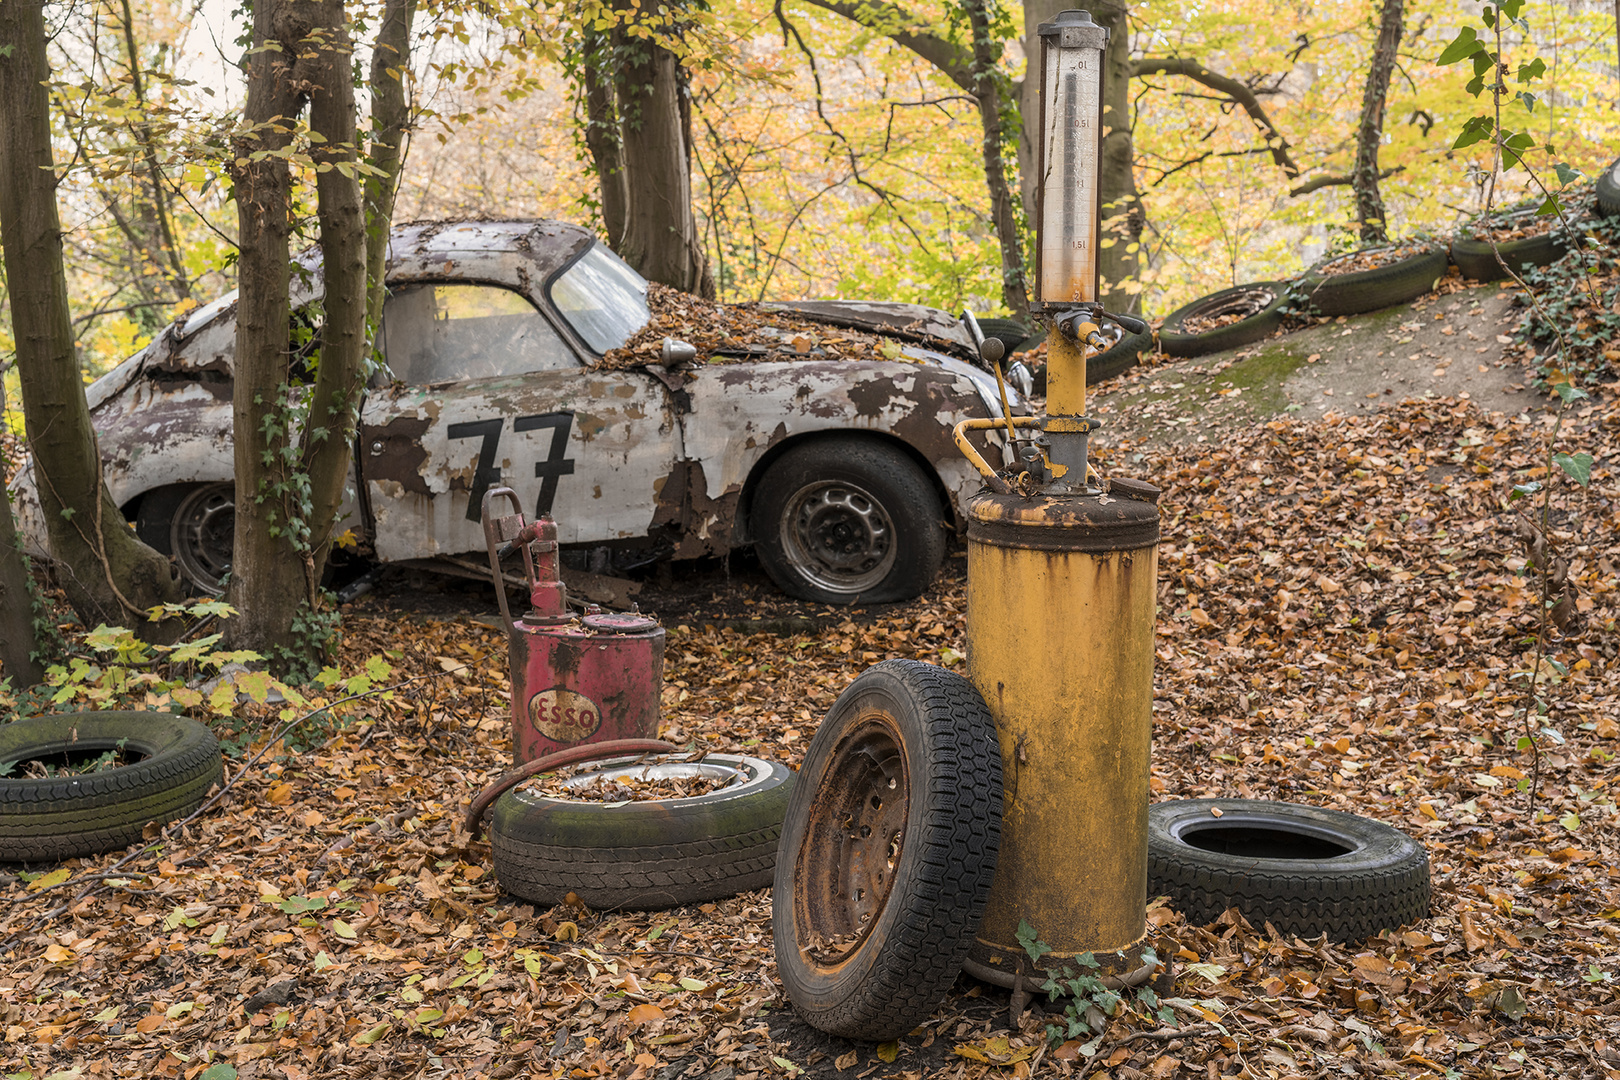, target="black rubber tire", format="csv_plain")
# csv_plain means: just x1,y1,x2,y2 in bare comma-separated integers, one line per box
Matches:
773,659,1002,1041
1596,157,1620,217
0,711,223,863
1147,799,1431,942
1450,231,1569,282
1295,246,1448,317
490,753,793,910
1158,283,1289,358
976,317,1035,354
752,438,946,605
